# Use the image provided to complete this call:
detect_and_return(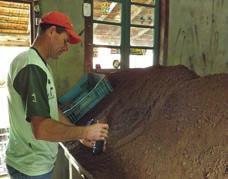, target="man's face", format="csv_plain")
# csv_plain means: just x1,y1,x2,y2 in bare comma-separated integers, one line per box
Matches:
48,27,70,59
